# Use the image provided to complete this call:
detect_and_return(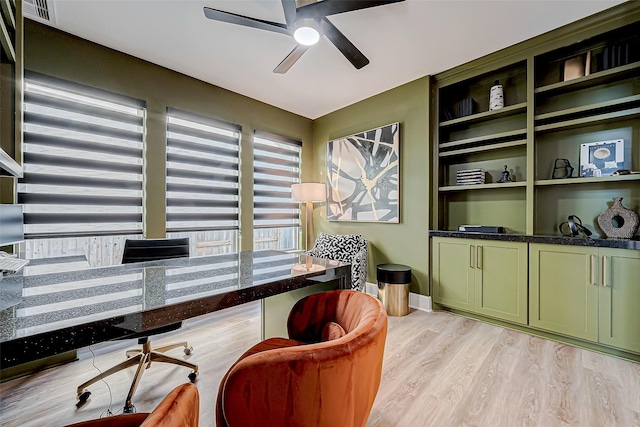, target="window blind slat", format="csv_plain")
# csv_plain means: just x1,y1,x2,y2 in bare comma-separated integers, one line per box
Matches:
24,213,143,224
19,174,142,190
166,137,239,157
24,133,142,158
23,152,142,175
19,194,142,206
167,153,239,170
166,183,238,196
254,165,300,178
254,178,299,188
167,124,239,146
24,111,143,142
166,169,239,183
24,91,144,126
20,77,145,238
166,109,240,233
254,154,300,169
